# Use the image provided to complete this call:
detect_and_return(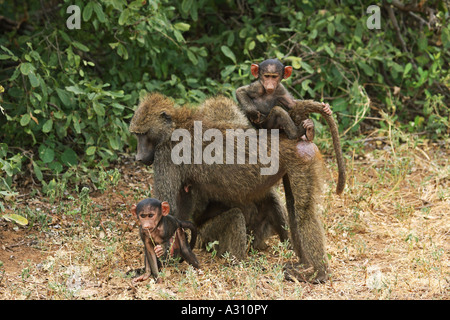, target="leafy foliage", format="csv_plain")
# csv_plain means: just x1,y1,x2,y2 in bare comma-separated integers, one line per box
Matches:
0,0,448,194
